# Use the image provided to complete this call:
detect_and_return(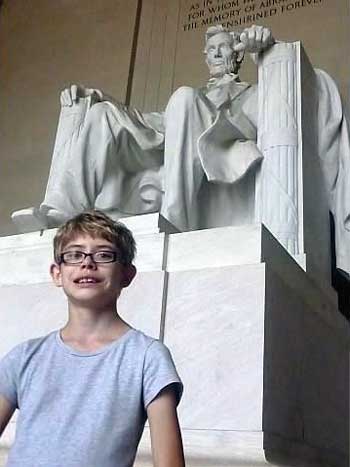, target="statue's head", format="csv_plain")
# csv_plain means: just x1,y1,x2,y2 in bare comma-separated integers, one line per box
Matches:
204,25,244,77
